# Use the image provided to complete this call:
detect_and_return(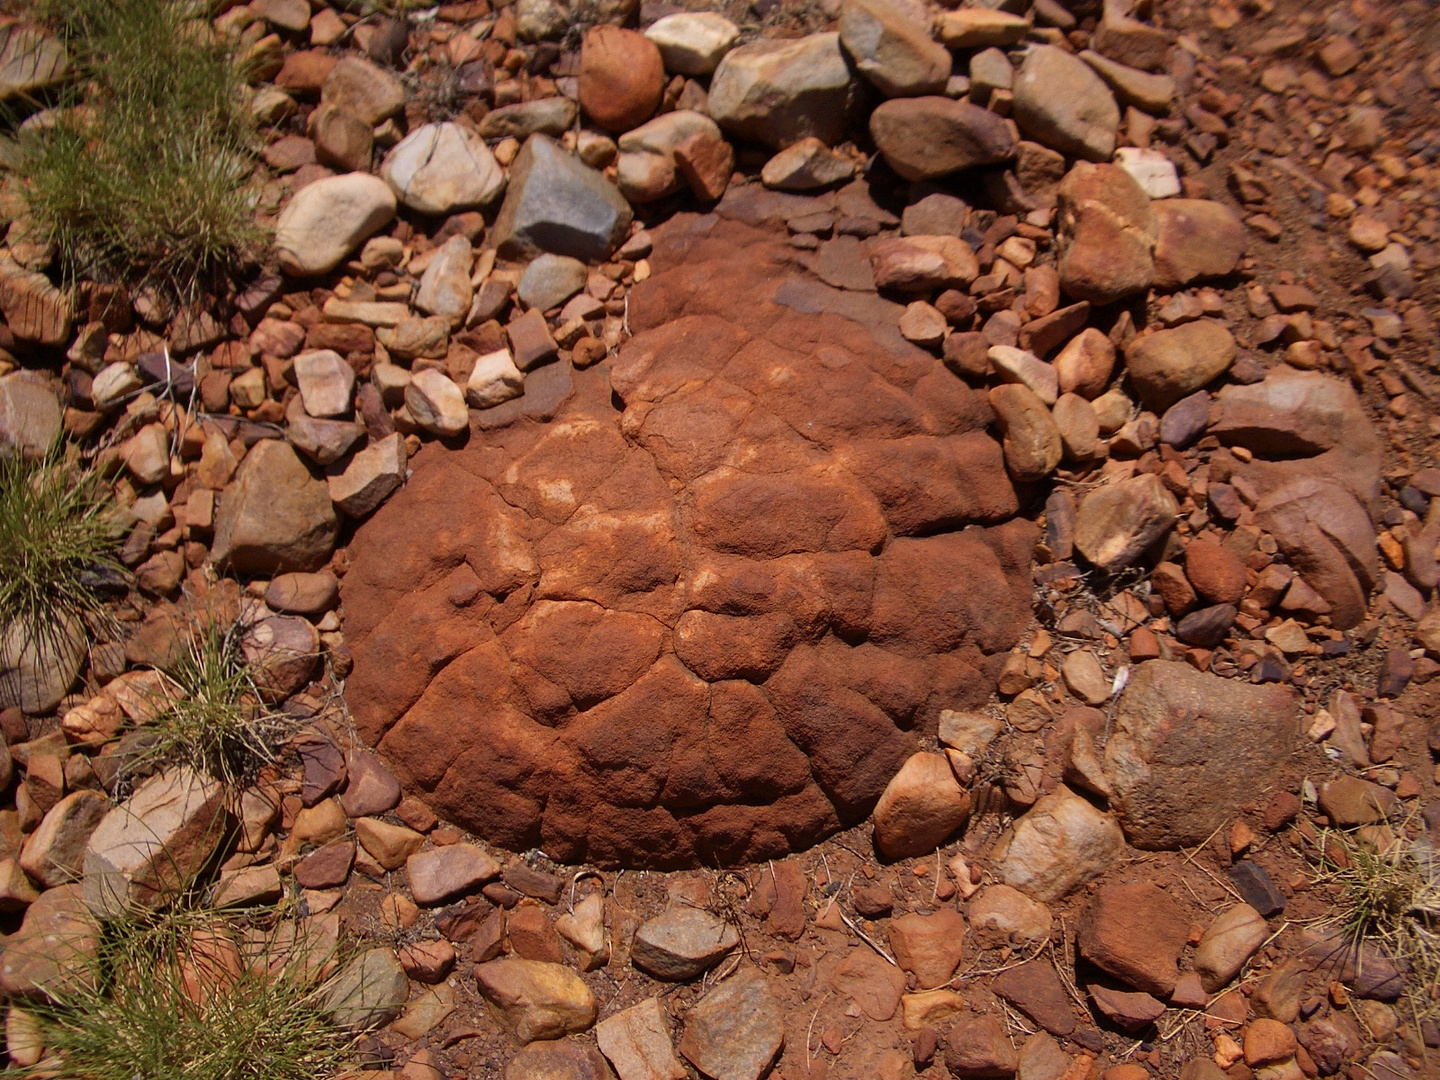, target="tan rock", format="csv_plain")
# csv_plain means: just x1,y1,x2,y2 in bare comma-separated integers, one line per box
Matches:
989,383,1062,482
1054,327,1117,399
1056,162,1157,304
1073,473,1179,574
596,997,687,1080
872,751,971,860
19,790,107,888
475,958,598,1043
